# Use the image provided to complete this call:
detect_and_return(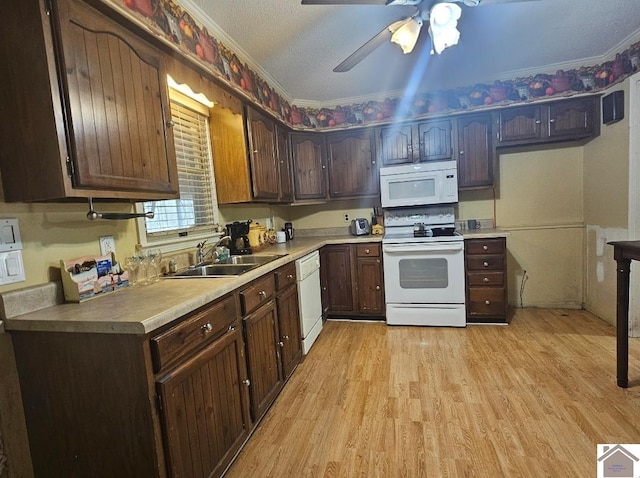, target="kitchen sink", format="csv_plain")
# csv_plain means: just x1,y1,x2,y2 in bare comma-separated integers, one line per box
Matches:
217,254,287,265
167,254,288,278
